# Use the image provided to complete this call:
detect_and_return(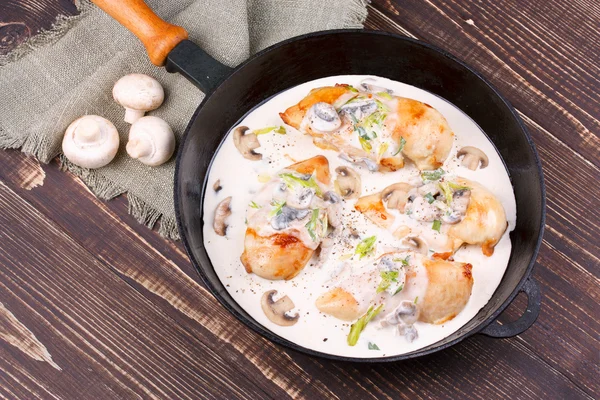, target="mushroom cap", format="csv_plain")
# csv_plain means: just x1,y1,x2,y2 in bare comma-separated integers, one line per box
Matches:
457,146,489,170
126,116,175,166
402,236,428,255
213,196,232,236
334,166,361,199
113,74,164,122
233,126,262,161
62,115,120,169
381,182,413,211
261,290,299,326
